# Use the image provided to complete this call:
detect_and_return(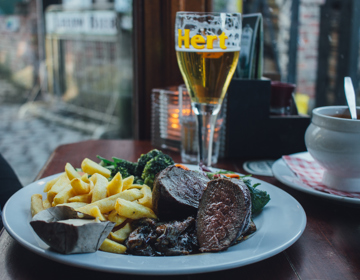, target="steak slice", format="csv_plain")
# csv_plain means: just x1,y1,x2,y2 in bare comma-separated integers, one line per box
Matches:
196,178,252,252
152,165,210,220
